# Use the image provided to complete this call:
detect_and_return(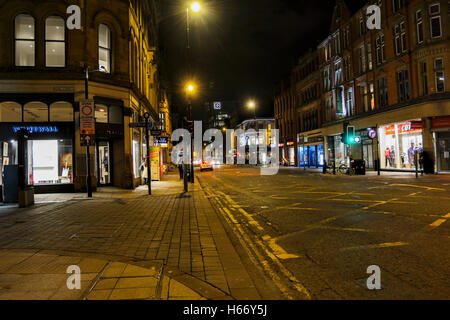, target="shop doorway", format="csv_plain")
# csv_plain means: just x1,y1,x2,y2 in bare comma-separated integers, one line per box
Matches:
97,140,112,186
437,133,450,172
